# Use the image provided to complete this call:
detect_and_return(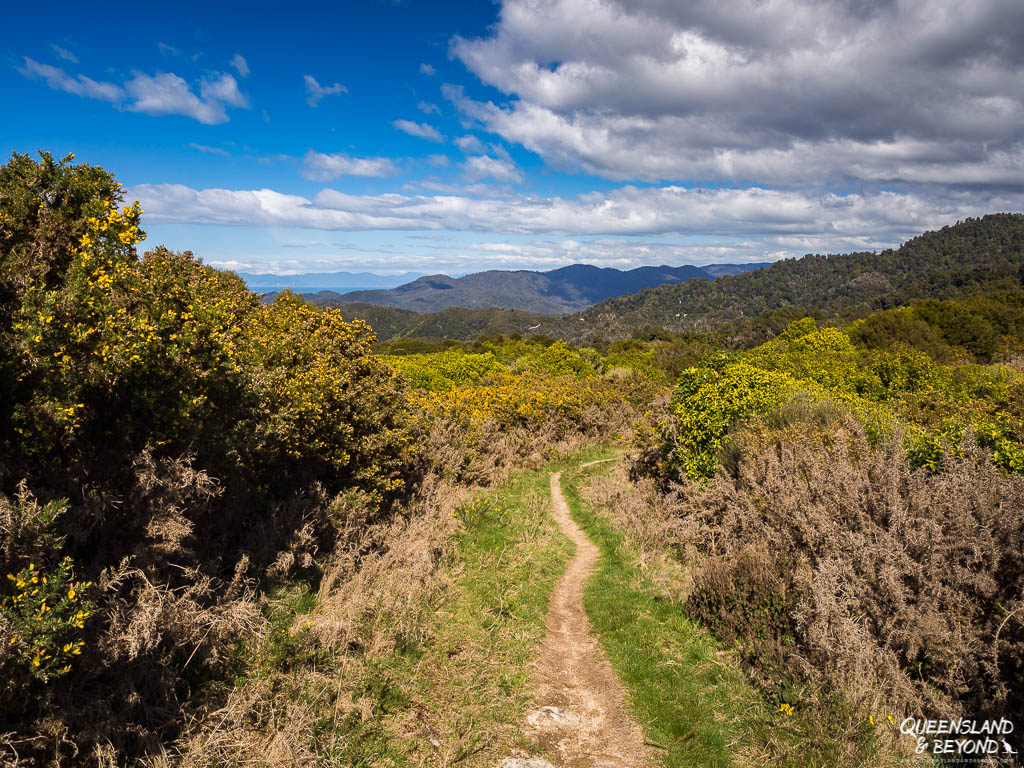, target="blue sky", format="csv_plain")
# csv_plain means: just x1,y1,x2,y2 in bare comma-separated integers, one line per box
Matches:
4,0,1023,275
